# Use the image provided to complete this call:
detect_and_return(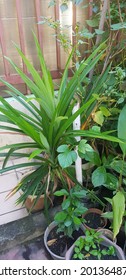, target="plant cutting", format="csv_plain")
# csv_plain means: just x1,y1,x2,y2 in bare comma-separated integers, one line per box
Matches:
0,34,125,211
44,185,87,260
65,229,125,260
